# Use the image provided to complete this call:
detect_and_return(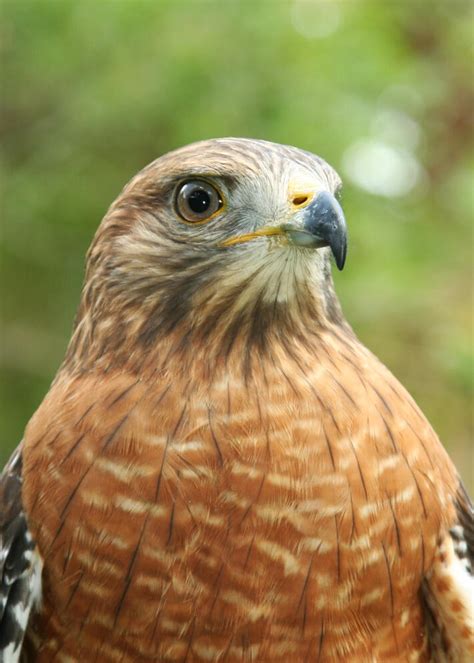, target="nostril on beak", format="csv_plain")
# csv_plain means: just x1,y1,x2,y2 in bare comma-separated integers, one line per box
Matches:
292,194,310,207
